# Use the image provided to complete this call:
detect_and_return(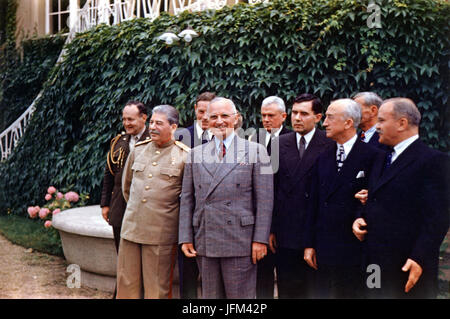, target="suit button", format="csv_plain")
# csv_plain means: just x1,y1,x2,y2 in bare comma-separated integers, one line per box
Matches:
142,199,147,203
304,192,309,198
324,202,328,207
